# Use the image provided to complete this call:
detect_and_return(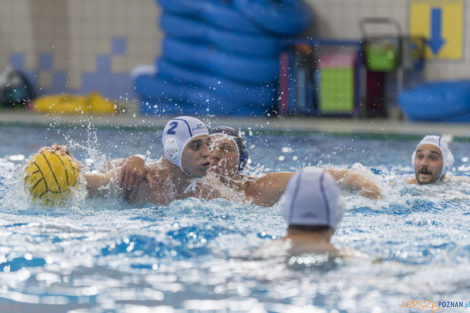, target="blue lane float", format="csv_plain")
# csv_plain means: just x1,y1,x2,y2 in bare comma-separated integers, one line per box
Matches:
399,80,470,122
160,13,283,56
162,37,279,84
157,0,265,34
157,59,276,106
232,0,313,36
135,74,270,116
